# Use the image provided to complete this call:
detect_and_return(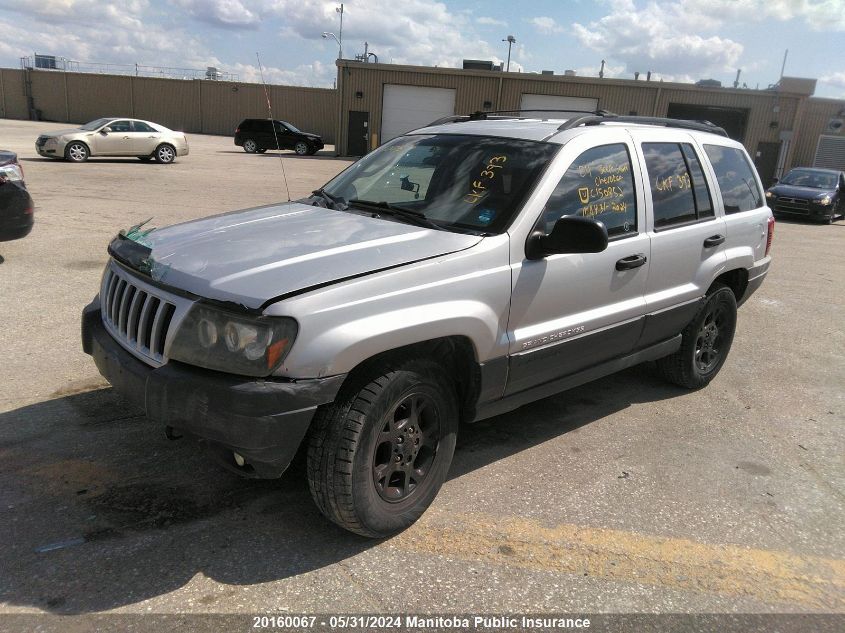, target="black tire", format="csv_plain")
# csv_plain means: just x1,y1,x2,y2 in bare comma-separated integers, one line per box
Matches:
243,139,258,153
65,141,89,162
154,144,176,164
656,284,737,389
307,358,458,538
294,141,310,156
